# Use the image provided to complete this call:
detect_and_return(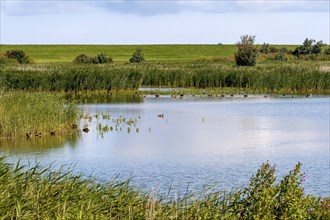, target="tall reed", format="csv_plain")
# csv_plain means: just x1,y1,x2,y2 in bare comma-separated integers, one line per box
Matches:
0,157,329,219
0,91,79,138
1,62,329,94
